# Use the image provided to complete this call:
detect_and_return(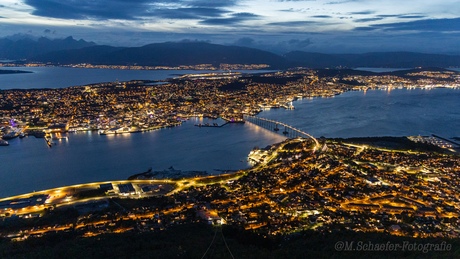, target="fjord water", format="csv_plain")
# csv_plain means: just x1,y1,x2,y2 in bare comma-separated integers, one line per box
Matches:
0,118,286,198
0,66,273,89
257,87,460,138
0,67,459,198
